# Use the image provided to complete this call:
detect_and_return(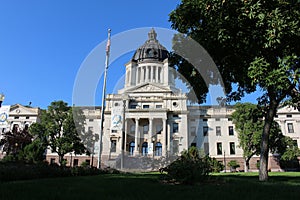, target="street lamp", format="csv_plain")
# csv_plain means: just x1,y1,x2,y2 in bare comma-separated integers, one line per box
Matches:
0,93,5,108
91,135,95,167
223,150,226,173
